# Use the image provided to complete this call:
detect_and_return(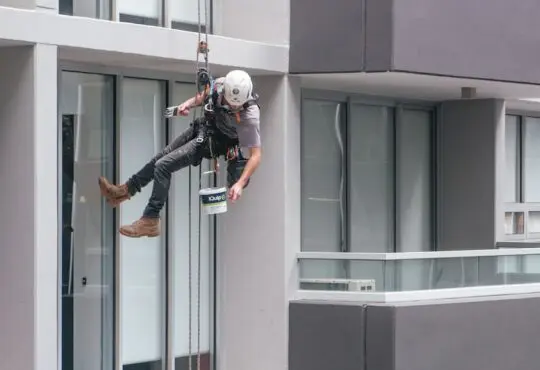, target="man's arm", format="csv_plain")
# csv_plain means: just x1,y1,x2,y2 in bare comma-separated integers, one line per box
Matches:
182,91,207,109
237,146,261,187
164,91,206,118
228,146,261,201
228,104,262,201
165,77,225,118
